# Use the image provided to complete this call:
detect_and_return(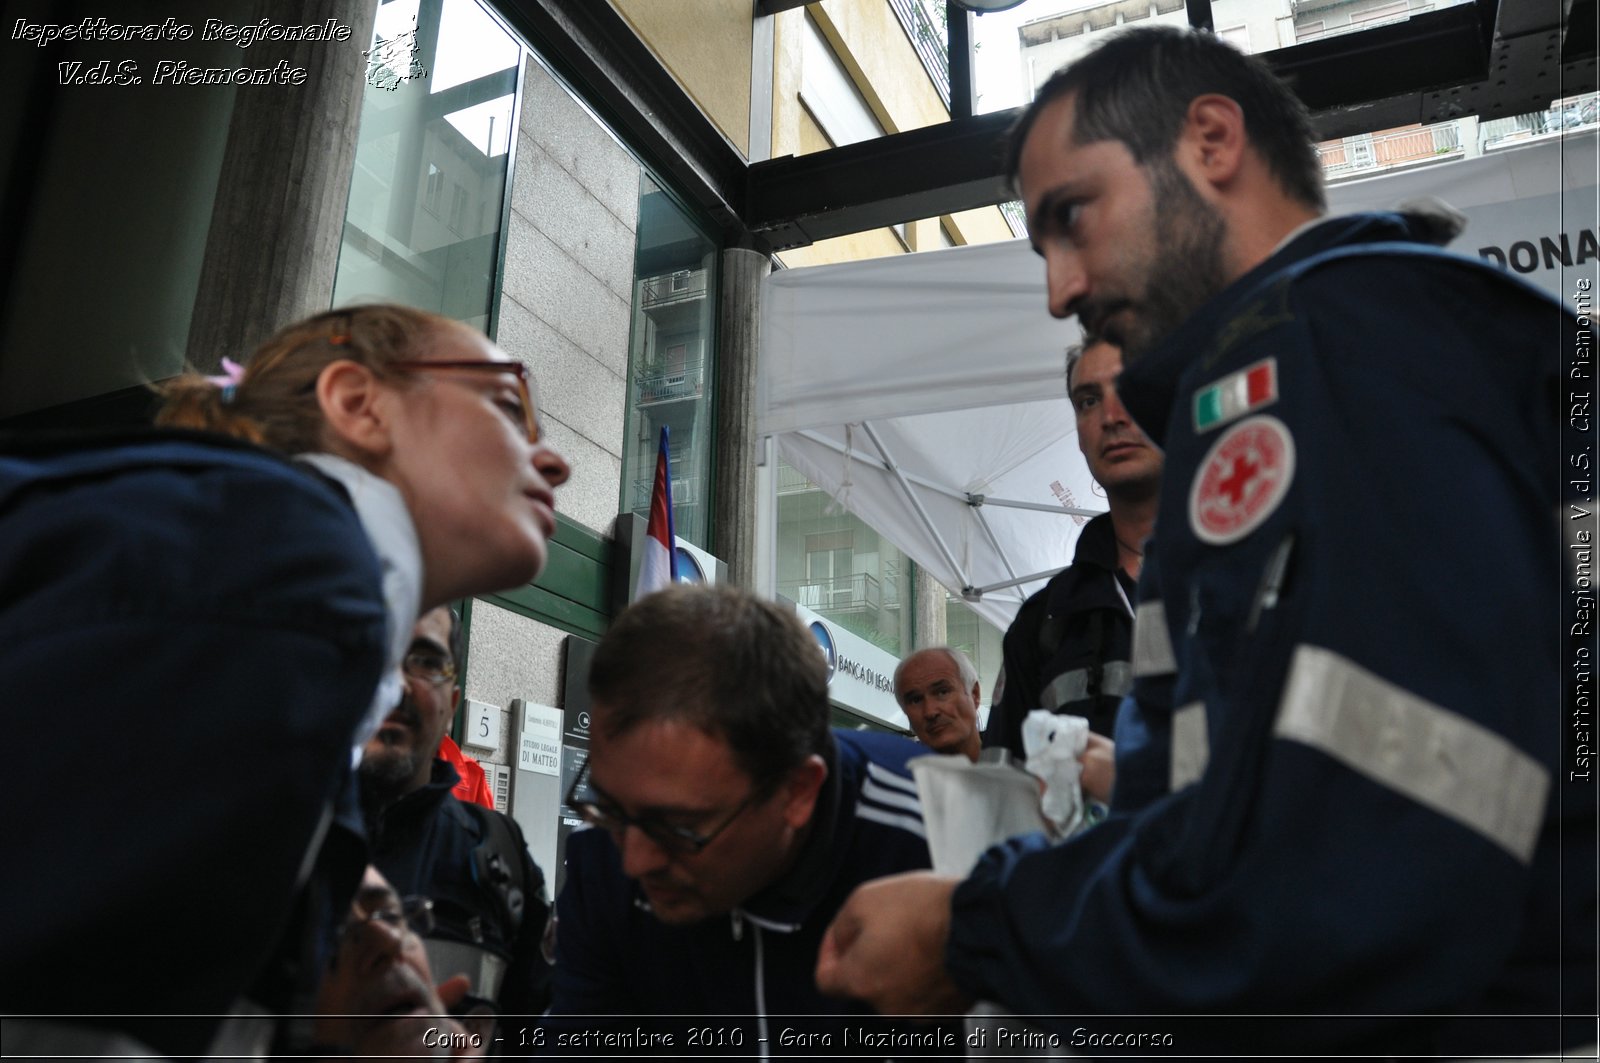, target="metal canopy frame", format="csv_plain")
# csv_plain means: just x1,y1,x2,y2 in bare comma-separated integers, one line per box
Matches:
794,425,1092,604
500,0,1594,253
